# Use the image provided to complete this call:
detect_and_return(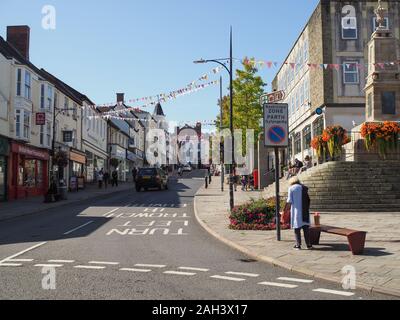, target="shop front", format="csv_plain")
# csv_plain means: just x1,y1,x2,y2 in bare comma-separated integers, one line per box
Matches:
110,144,127,182
0,136,9,202
9,142,49,200
85,149,107,184
127,150,139,182
69,149,86,191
